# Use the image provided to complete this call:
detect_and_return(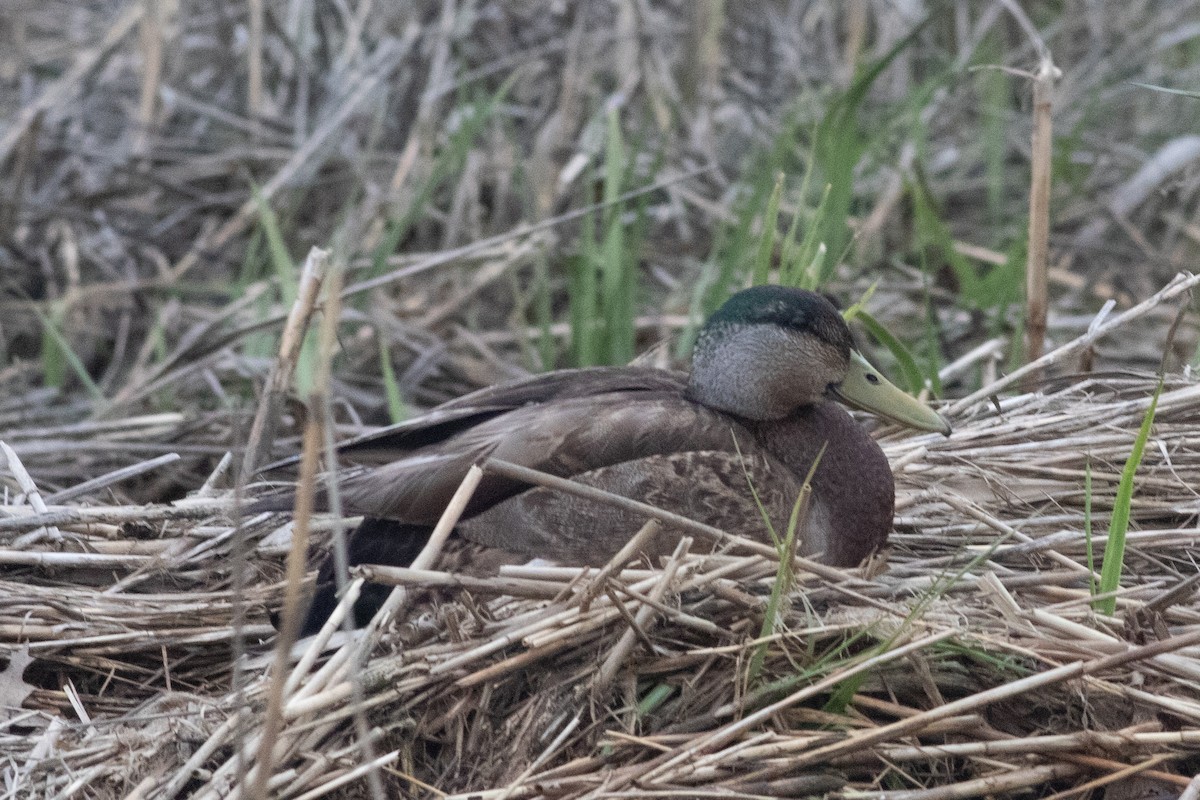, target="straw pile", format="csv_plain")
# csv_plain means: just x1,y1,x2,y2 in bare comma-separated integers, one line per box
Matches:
1,274,1199,799
5,1,1200,797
